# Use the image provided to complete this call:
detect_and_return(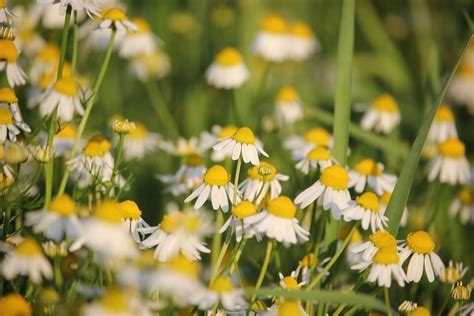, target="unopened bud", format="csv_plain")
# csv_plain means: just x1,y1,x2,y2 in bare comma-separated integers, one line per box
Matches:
398,300,417,313
451,281,472,302
112,119,136,135
257,165,273,177
5,143,28,165
32,145,54,163
0,25,16,40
